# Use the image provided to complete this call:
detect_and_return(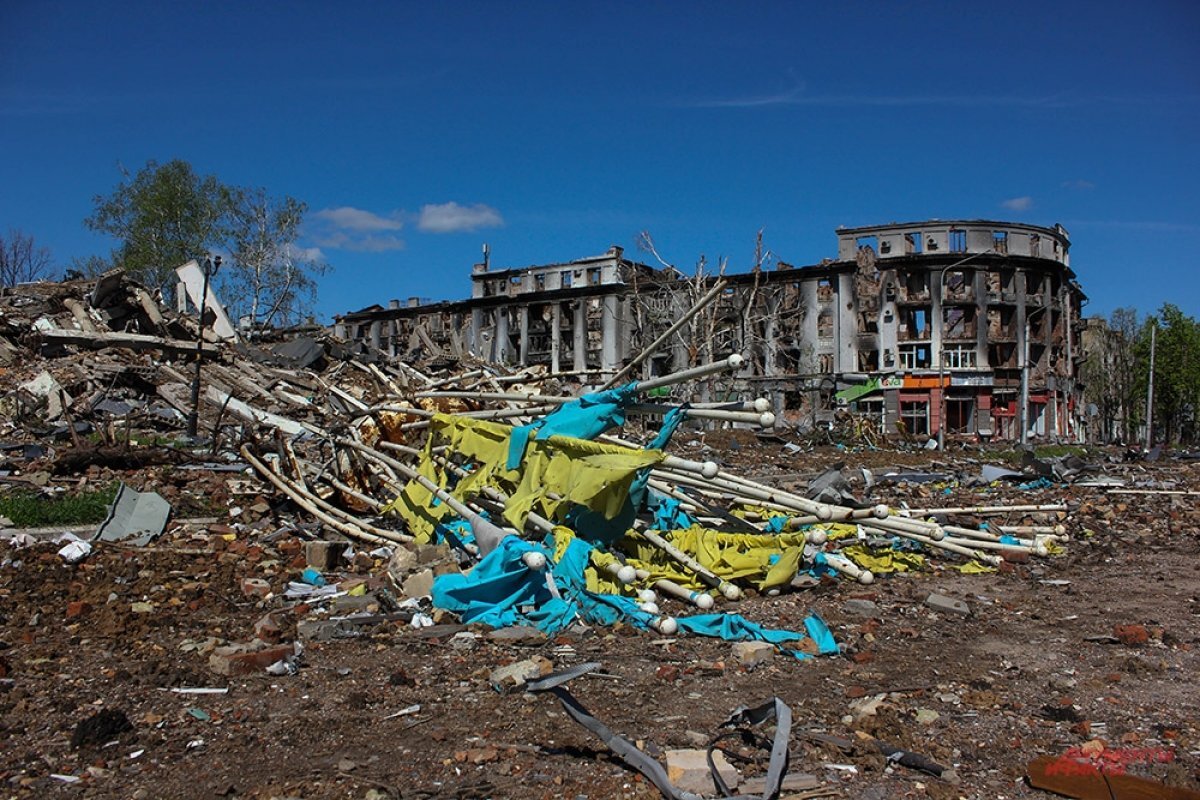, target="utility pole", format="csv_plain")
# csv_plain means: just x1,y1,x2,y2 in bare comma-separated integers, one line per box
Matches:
186,255,222,439
1019,315,1030,446
1145,322,1156,450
